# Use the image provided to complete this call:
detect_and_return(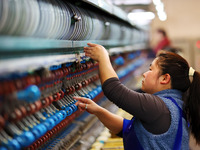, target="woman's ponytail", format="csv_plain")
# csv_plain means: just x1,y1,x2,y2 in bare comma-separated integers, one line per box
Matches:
185,71,200,144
